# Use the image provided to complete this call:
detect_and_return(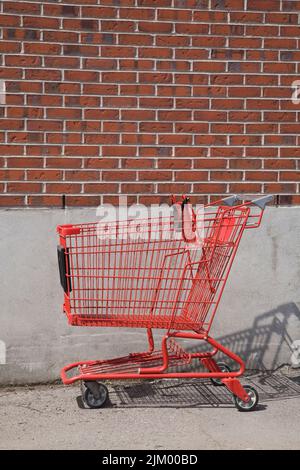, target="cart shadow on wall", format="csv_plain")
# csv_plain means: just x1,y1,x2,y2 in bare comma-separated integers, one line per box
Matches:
188,301,300,372
76,302,300,410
